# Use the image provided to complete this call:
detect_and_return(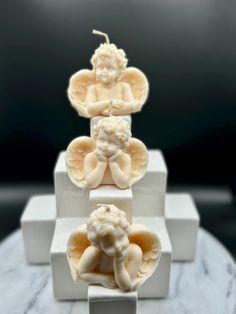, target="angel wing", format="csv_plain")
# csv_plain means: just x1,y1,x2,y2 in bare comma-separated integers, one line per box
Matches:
66,224,91,281
65,136,96,188
67,69,95,118
124,138,148,185
128,224,161,288
122,67,149,112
